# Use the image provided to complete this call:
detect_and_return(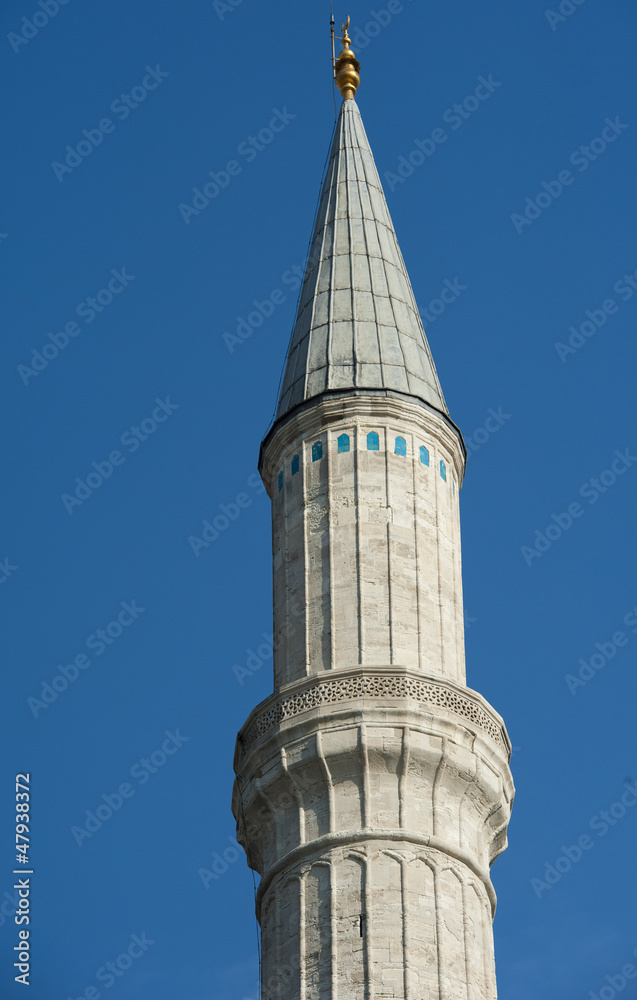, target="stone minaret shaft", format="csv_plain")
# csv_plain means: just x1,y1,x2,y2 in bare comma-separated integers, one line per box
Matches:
233,36,513,1000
